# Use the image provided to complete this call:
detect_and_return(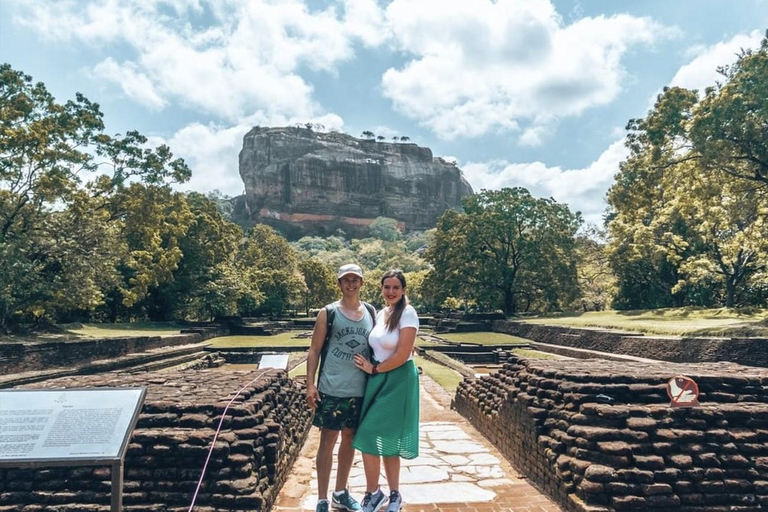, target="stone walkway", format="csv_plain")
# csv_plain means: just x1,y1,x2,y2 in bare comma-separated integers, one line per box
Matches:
273,376,560,512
